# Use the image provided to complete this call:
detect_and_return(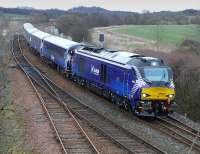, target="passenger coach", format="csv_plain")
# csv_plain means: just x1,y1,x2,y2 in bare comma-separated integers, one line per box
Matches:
42,36,80,73
23,23,38,44
29,30,50,55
